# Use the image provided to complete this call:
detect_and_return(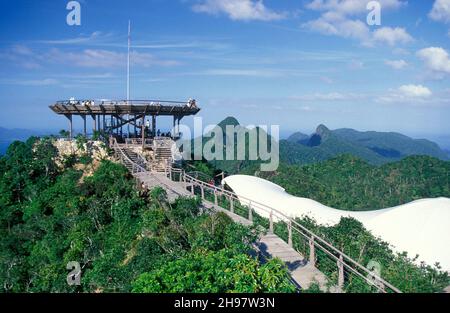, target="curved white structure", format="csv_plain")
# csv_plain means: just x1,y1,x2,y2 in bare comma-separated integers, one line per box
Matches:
222,175,450,272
